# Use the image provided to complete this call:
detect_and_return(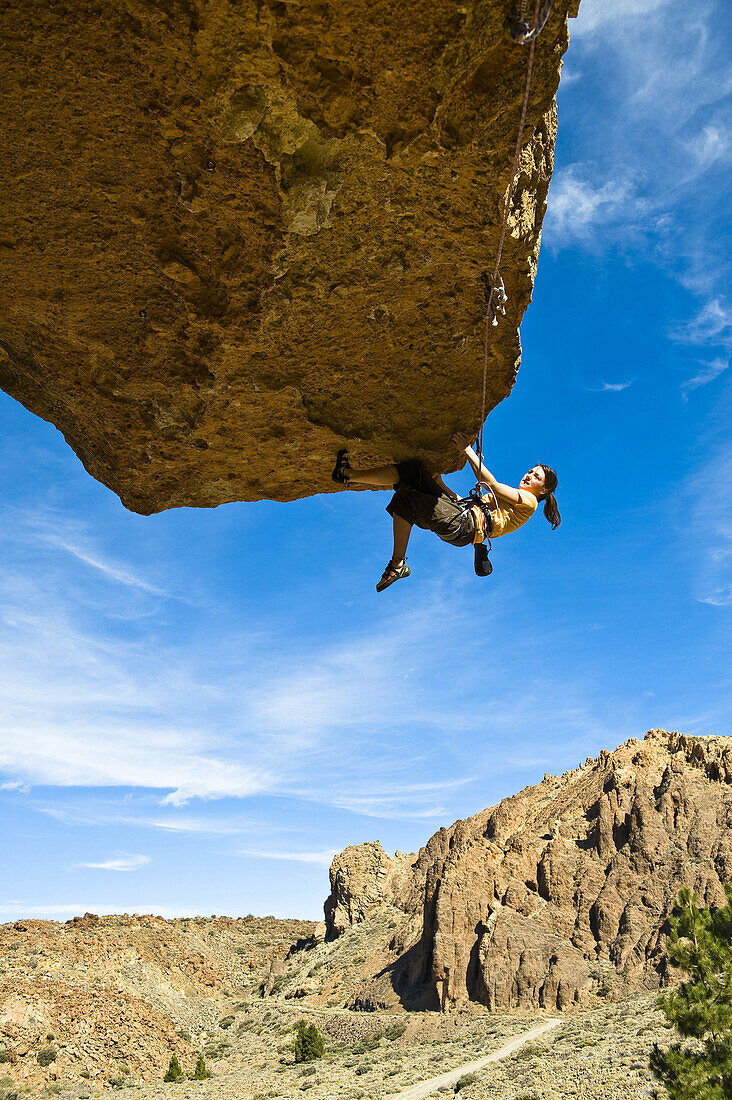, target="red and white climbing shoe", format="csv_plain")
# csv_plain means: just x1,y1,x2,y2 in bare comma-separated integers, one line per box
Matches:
376,559,411,593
